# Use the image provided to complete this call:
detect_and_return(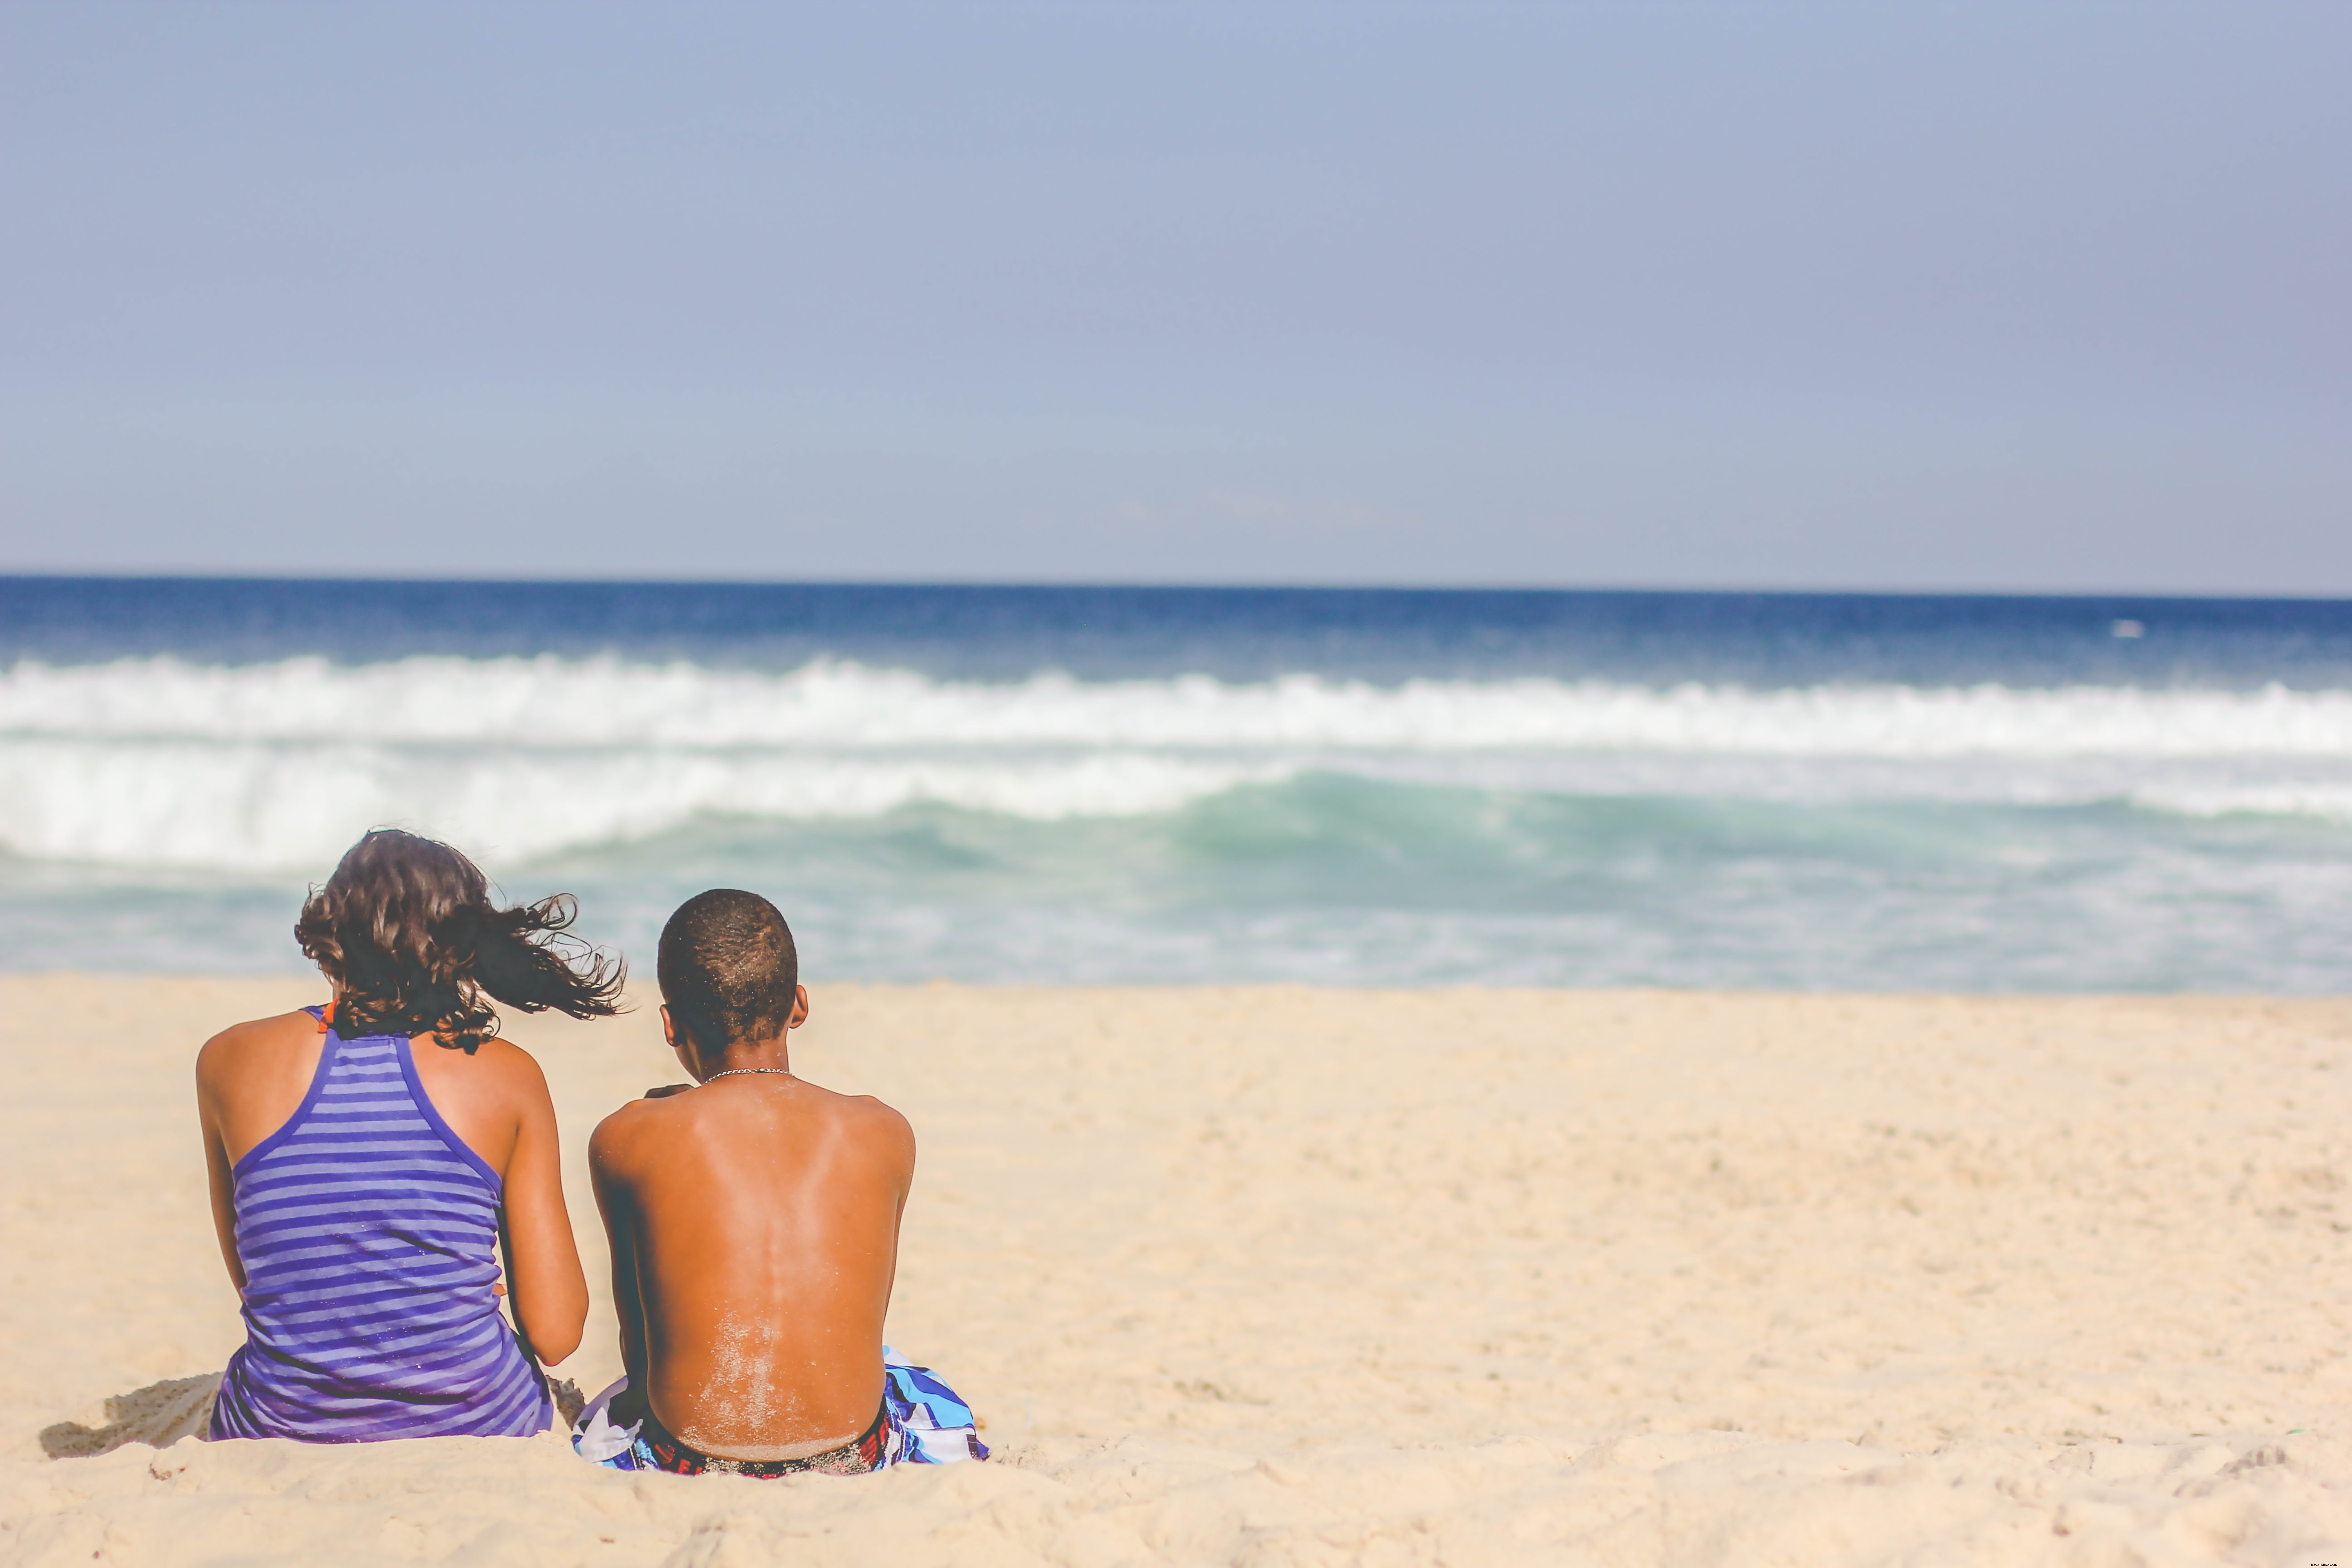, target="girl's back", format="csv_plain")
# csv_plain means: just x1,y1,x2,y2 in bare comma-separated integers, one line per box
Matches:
207,1006,548,1441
